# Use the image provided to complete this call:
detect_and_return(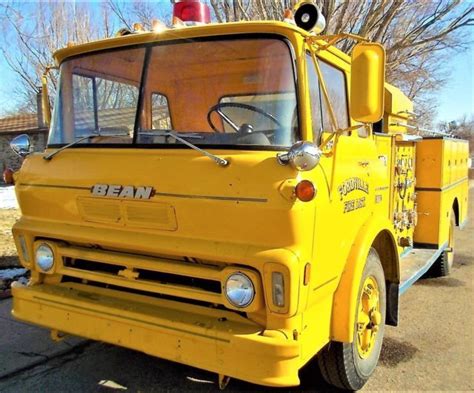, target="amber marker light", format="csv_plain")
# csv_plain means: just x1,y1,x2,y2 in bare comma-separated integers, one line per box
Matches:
304,263,311,285
295,180,316,202
283,9,295,24
3,168,14,185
